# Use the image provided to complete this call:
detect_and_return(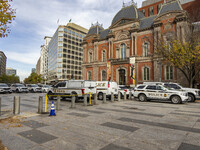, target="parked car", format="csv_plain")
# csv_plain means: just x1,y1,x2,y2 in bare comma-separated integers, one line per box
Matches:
47,80,97,101
134,84,188,104
0,83,12,94
118,85,133,99
38,84,52,93
96,81,118,100
26,84,42,93
10,83,29,93
143,82,200,102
